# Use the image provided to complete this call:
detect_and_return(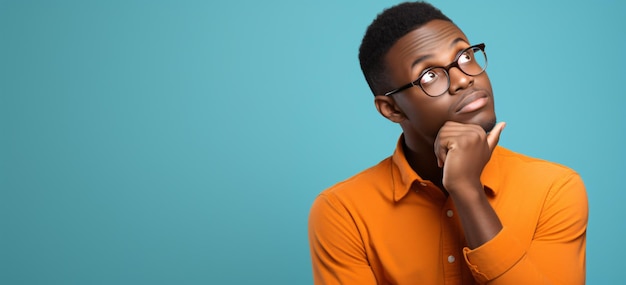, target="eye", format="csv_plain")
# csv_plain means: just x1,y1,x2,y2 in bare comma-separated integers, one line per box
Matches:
458,51,473,64
420,70,439,85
